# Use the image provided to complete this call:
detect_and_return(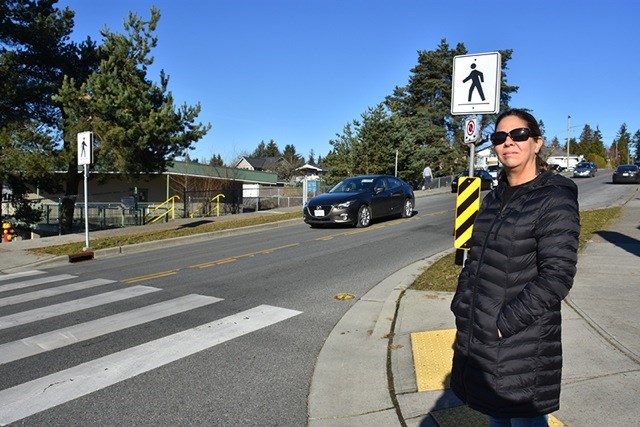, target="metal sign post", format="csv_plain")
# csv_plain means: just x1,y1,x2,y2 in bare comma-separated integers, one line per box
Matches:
77,131,93,250
451,52,502,265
